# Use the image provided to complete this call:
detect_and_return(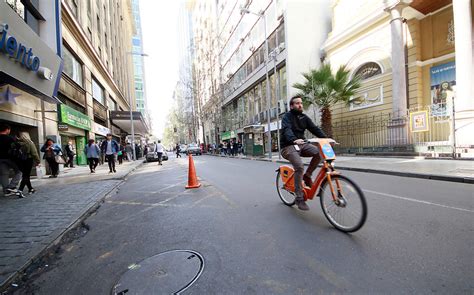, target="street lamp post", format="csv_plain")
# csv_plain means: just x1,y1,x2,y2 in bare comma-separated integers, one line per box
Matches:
272,49,281,159
241,7,272,159
126,51,148,161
